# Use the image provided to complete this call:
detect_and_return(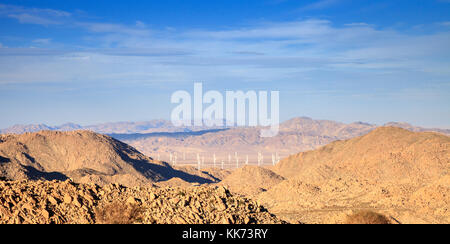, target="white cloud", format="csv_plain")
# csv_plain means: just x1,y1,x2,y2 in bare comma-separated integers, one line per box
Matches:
8,13,60,25
0,3,152,36
0,4,70,25
344,23,371,27
135,21,146,28
0,4,71,17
